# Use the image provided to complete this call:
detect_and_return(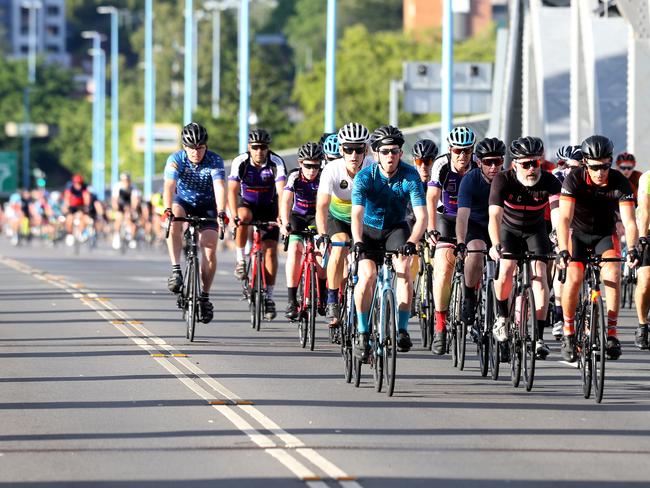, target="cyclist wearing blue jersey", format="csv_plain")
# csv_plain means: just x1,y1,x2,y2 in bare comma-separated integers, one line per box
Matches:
351,125,427,359
456,137,505,336
163,123,227,324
